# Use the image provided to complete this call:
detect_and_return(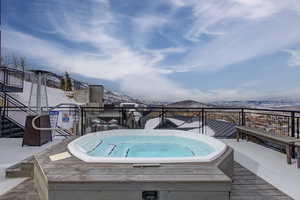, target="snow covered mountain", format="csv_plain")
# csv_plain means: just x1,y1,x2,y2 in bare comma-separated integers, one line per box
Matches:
212,100,300,109
166,100,213,108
